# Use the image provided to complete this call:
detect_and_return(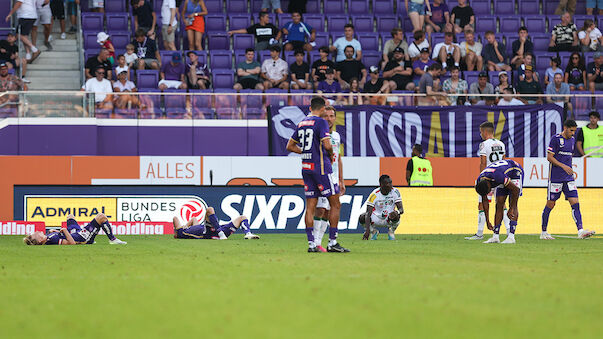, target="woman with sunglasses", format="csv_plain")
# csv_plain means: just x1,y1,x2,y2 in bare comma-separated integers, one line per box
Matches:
564,52,587,91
